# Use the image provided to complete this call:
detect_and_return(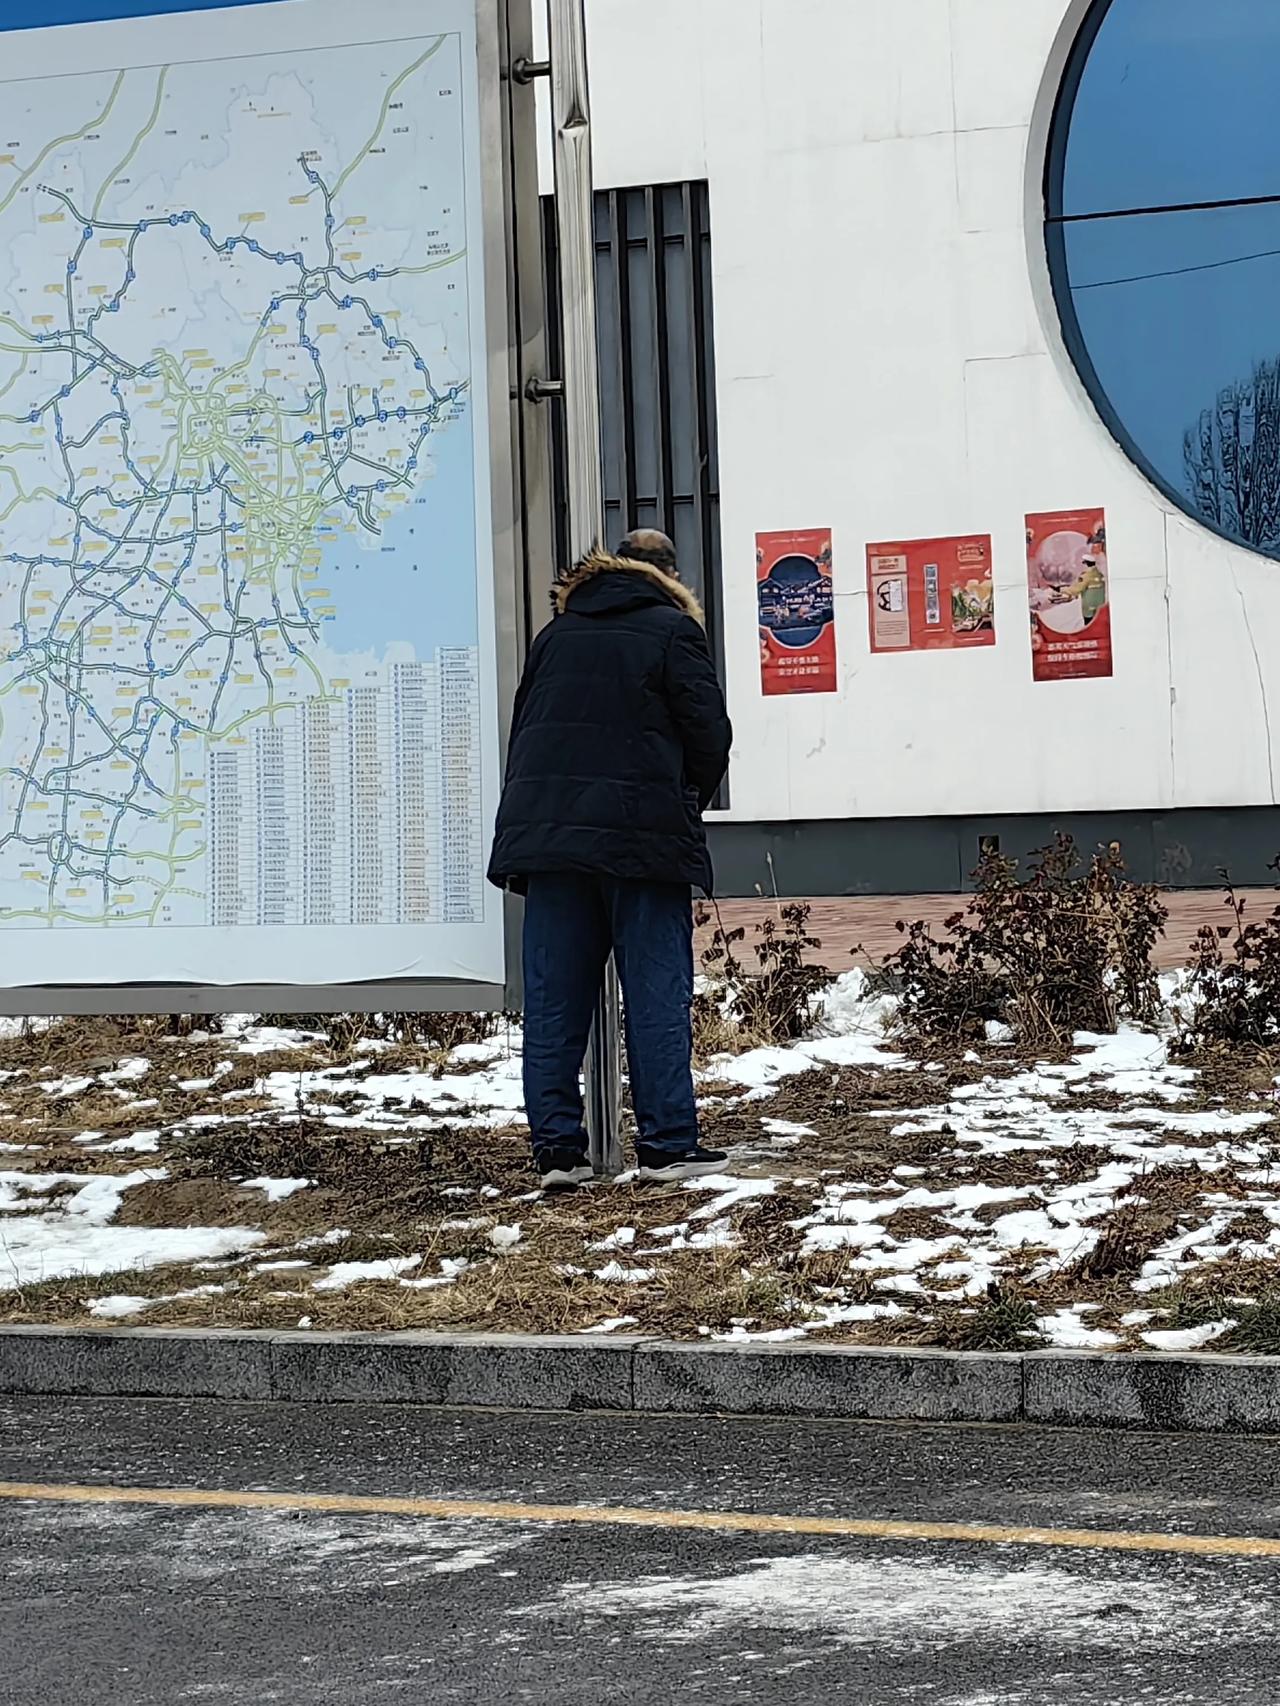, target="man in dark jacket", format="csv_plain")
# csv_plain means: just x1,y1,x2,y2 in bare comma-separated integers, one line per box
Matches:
489,529,733,1187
